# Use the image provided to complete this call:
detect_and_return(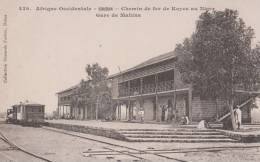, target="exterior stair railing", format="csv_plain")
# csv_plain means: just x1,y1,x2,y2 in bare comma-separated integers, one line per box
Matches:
216,97,254,122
